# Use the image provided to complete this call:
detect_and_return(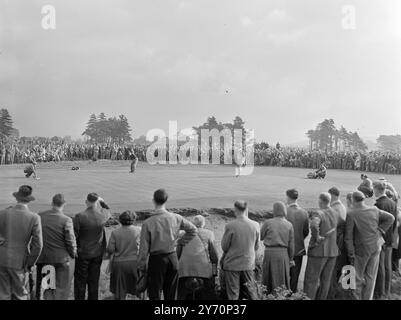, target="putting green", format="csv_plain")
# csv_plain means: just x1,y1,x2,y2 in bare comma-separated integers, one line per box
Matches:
1,160,399,215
